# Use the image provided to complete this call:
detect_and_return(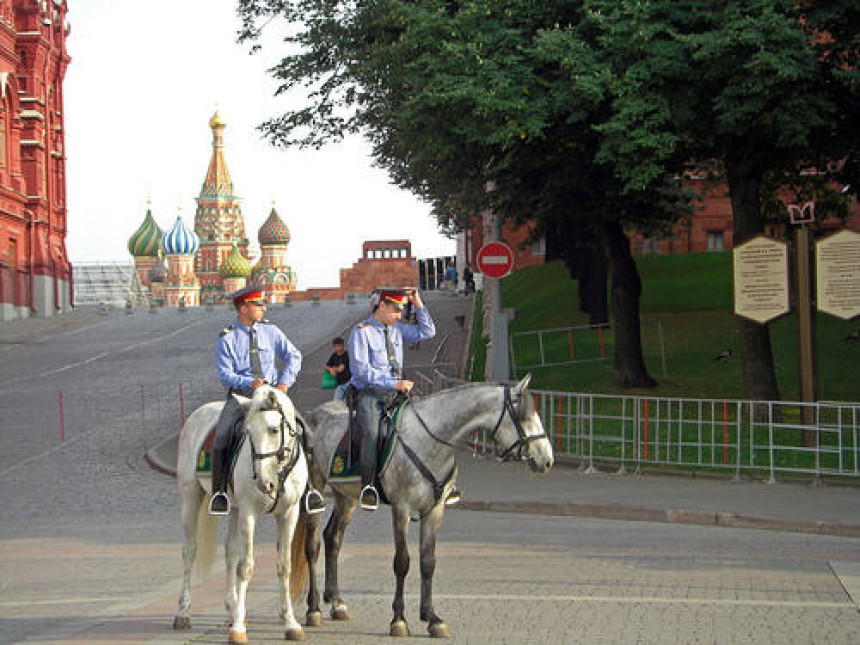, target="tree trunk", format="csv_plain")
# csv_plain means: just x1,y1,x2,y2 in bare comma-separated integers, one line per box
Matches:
545,217,609,325
601,220,657,388
725,153,781,402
